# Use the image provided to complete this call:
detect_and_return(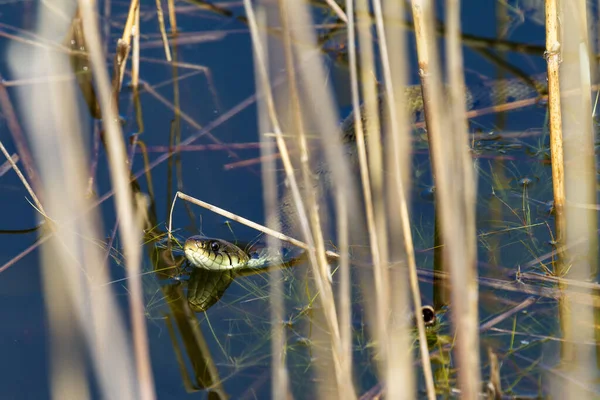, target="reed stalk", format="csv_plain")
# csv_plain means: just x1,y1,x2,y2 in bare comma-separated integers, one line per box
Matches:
242,1,352,396
411,0,481,397
7,2,140,398
544,0,566,267
552,0,597,396
374,0,435,396
76,0,155,397
254,4,290,397
445,0,481,396
352,0,390,379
